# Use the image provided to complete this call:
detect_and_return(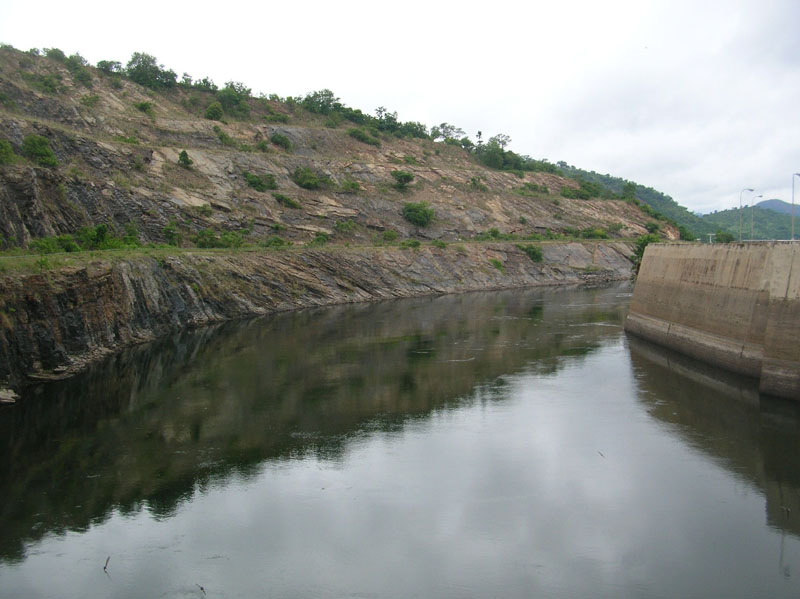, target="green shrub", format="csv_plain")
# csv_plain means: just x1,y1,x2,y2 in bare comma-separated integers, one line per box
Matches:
490,258,505,273
264,114,290,124
579,227,609,239
204,101,223,120
256,140,270,152
347,128,380,146
113,135,139,144
292,166,330,190
260,235,287,248
325,113,343,128
273,193,300,208
20,72,63,94
30,235,81,253
391,170,414,190
470,176,488,192
517,244,543,262
73,69,92,88
243,171,277,192
400,239,421,249
270,133,292,151
340,177,361,193
219,231,244,248
215,82,250,118
516,182,548,196
178,150,193,168
402,202,434,227
633,233,661,270
134,101,154,116
645,221,660,233
194,228,218,248
80,94,100,107
476,228,515,241
163,221,182,246
334,219,357,234
0,139,16,164
308,232,329,246
212,125,235,146
431,240,447,249
382,230,398,243
22,135,58,167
